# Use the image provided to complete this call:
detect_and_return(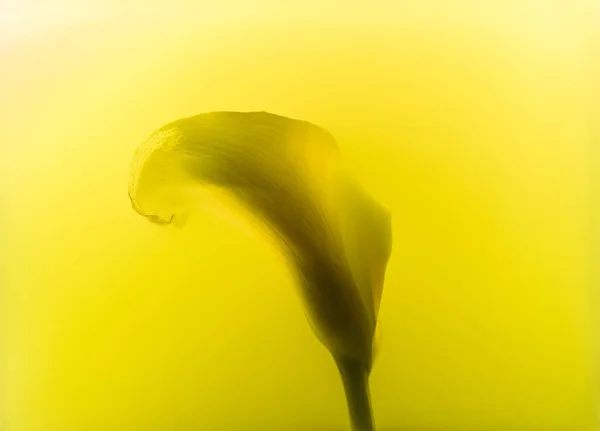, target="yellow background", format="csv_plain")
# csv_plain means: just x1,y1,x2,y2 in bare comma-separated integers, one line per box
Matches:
1,1,598,429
